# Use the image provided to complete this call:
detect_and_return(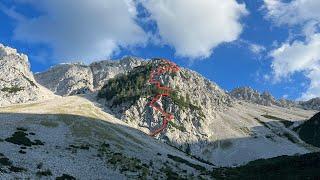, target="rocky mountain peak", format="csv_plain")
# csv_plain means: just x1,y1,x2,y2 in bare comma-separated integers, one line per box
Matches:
98,58,233,158
35,56,144,96
230,87,278,106
299,97,320,110
0,44,54,106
